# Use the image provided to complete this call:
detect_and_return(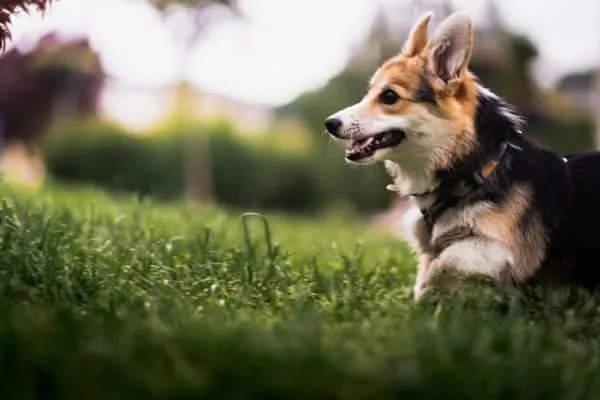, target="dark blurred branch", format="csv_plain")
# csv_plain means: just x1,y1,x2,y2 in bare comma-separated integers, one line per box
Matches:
150,0,240,41
0,0,53,50
150,0,240,69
